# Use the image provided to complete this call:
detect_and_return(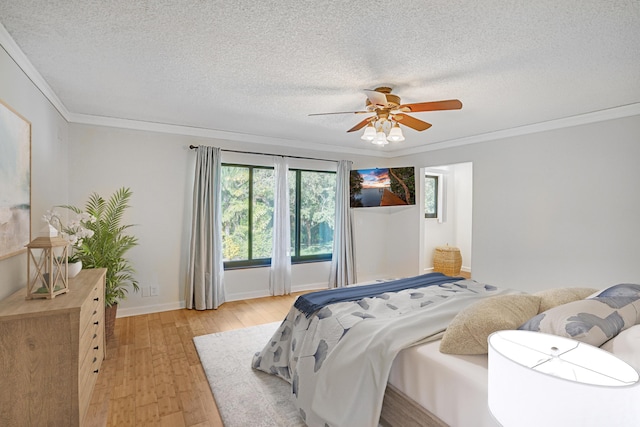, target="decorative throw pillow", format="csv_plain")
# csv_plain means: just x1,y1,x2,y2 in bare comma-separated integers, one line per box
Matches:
588,283,640,300
600,324,640,373
439,294,541,355
535,287,599,313
519,296,640,347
